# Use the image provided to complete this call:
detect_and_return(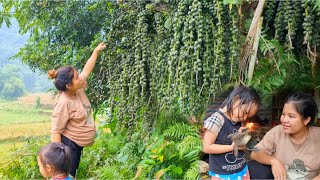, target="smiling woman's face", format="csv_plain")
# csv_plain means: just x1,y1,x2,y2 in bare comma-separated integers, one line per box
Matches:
280,102,310,134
